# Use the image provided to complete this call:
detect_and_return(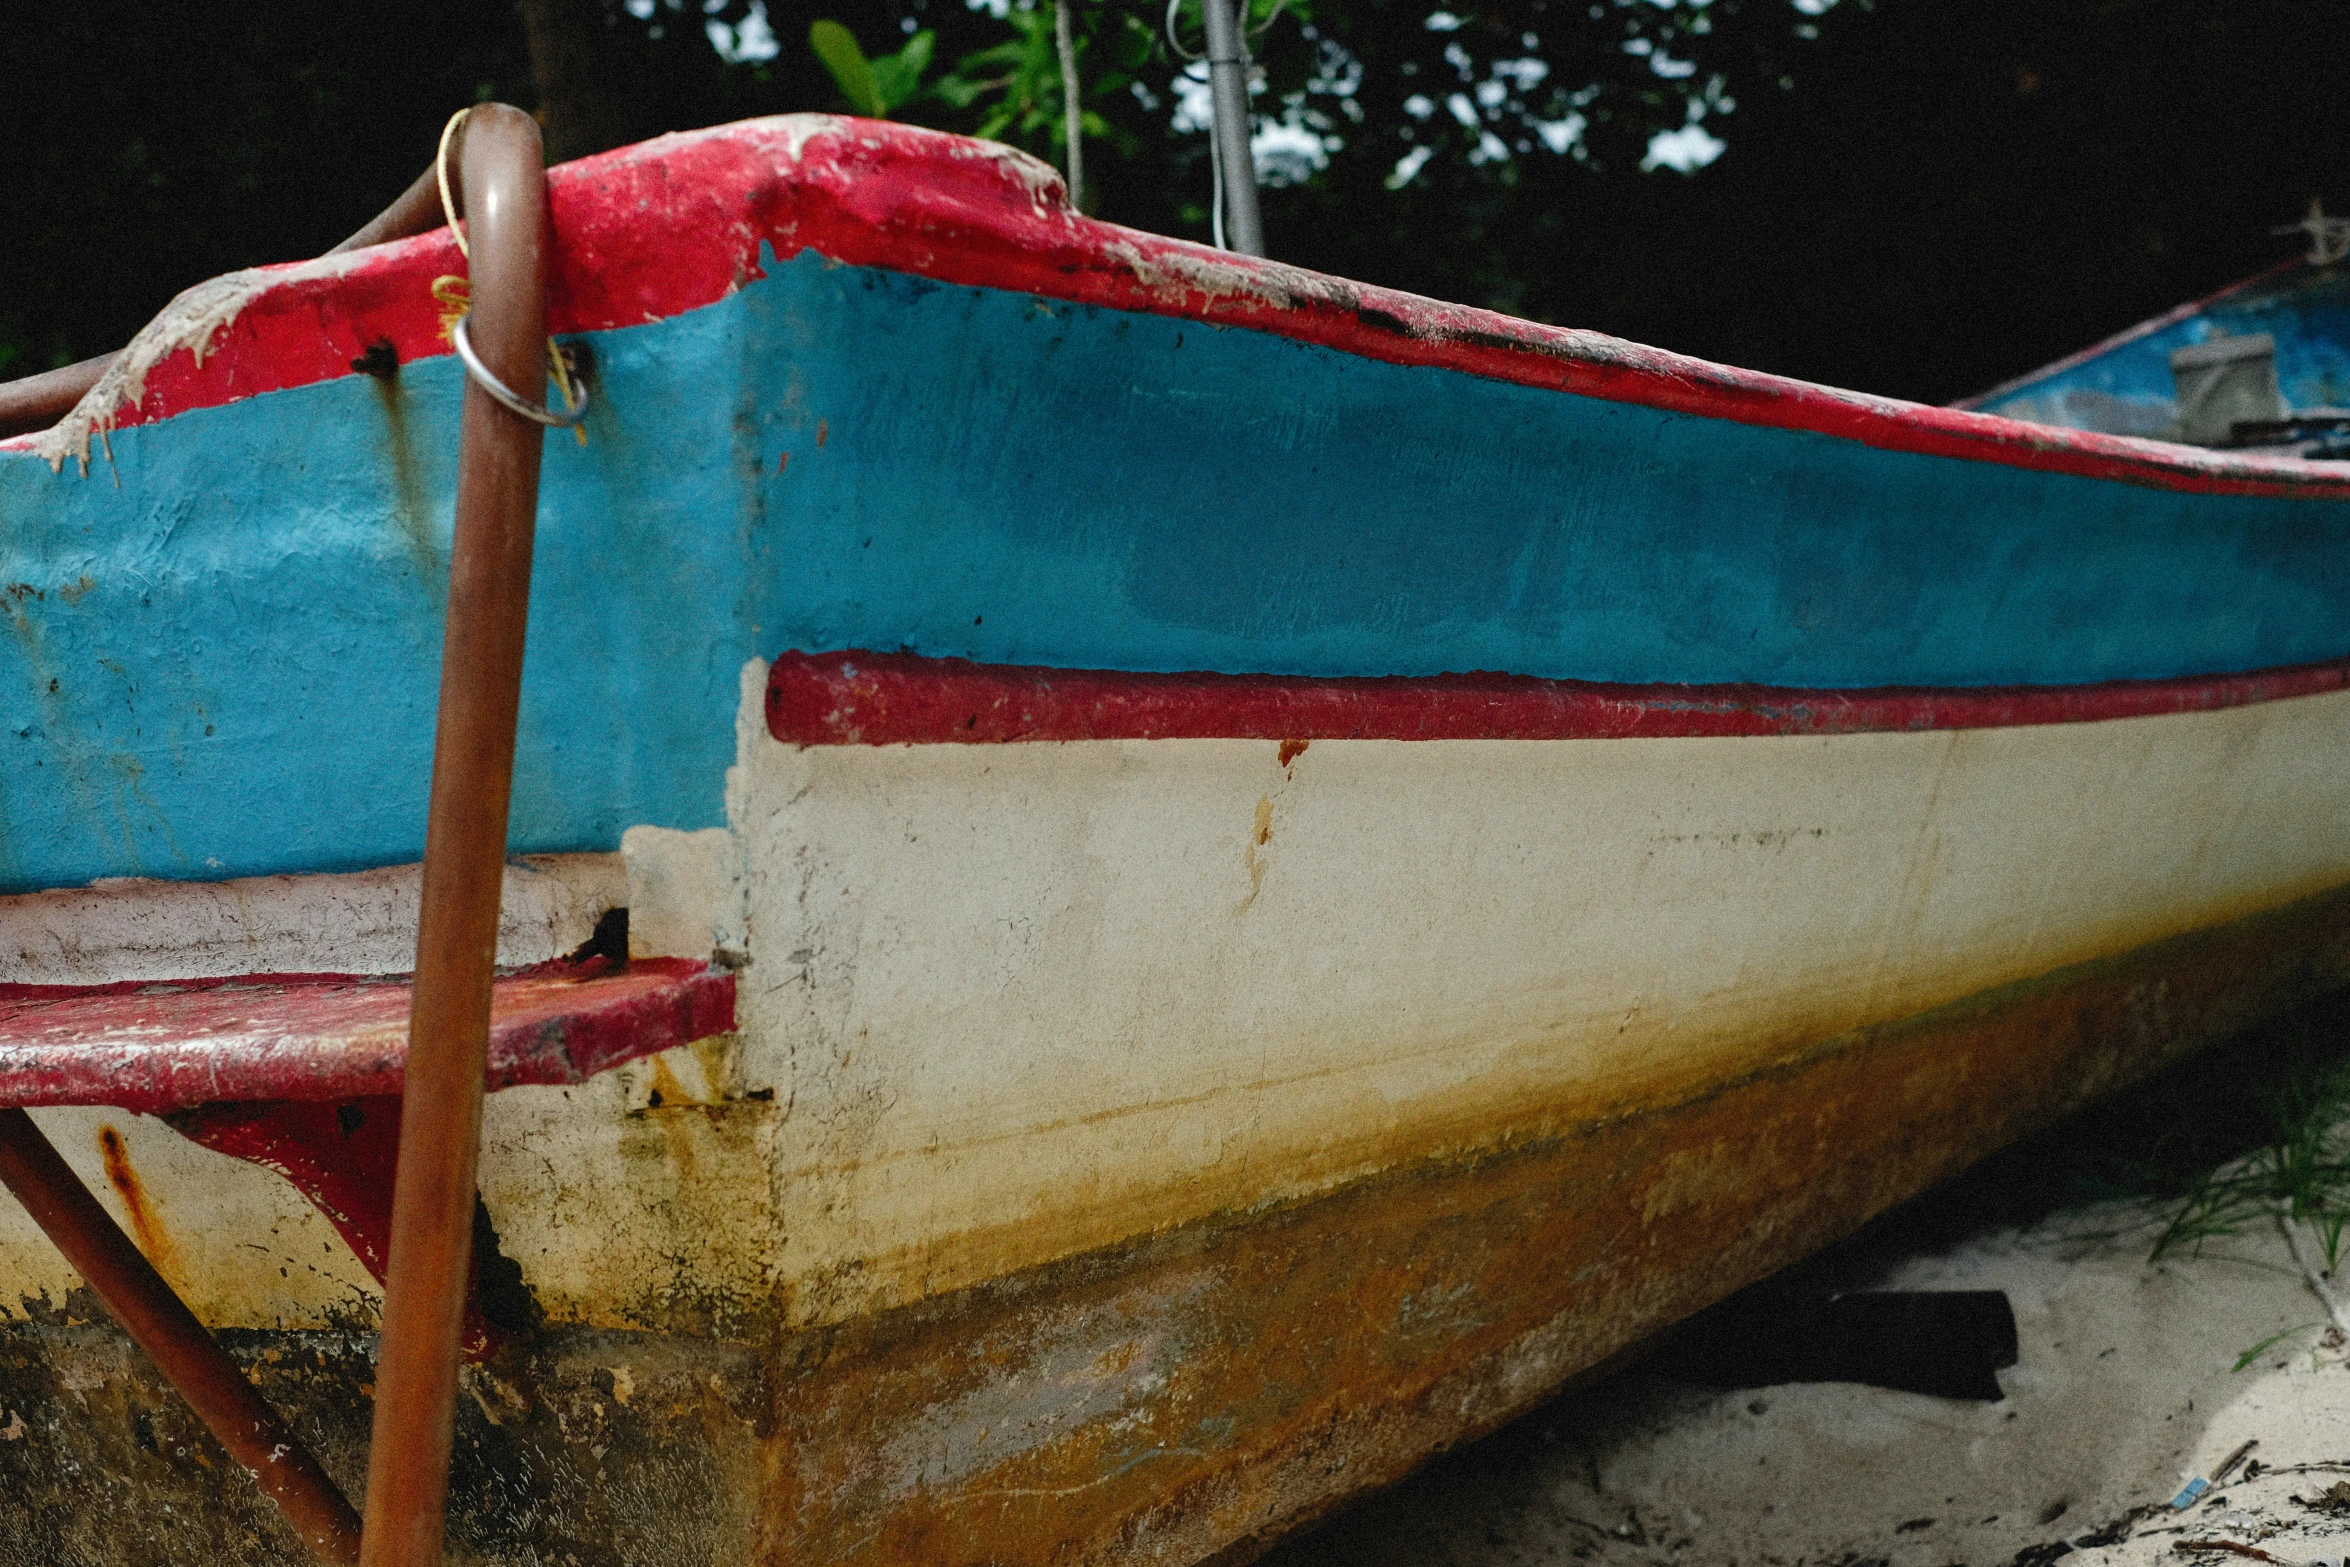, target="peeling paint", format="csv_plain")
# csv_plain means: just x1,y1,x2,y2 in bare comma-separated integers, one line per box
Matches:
0,886,2342,1561
34,251,381,475
741,885,2350,1565
1238,792,1274,912
0,852,622,986
0,959,733,1114
3,109,2350,1565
